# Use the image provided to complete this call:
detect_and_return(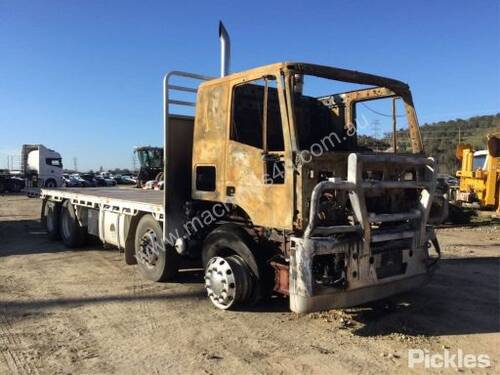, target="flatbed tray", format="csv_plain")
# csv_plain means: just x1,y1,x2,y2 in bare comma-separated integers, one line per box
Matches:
40,187,164,216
